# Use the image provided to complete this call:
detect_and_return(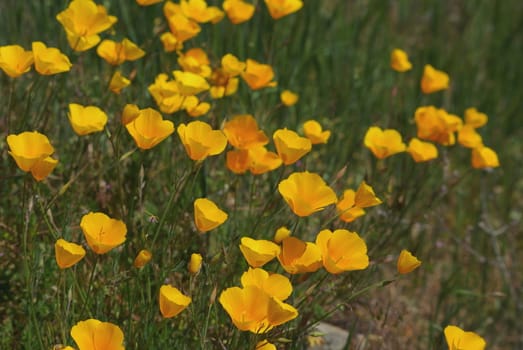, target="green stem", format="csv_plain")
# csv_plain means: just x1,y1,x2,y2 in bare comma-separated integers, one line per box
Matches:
80,255,99,317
